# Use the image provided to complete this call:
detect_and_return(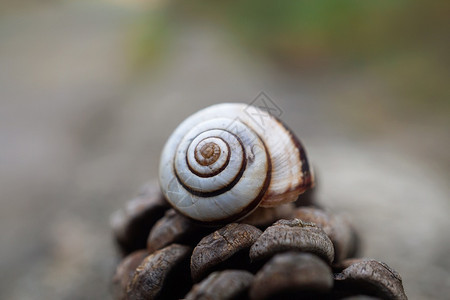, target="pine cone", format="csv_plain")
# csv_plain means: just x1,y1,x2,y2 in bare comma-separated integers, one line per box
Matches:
111,182,407,300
